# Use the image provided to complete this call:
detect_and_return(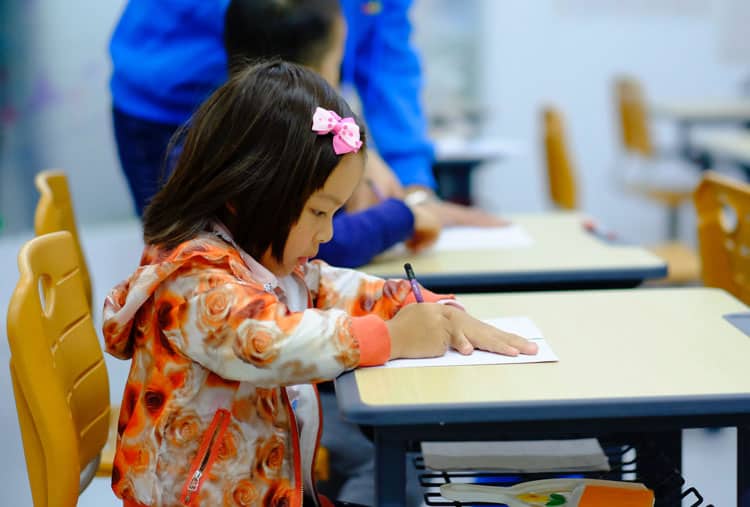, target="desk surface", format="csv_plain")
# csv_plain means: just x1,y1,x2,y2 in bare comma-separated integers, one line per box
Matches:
336,287,750,425
360,212,666,291
694,131,750,165
434,137,522,163
652,99,750,122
